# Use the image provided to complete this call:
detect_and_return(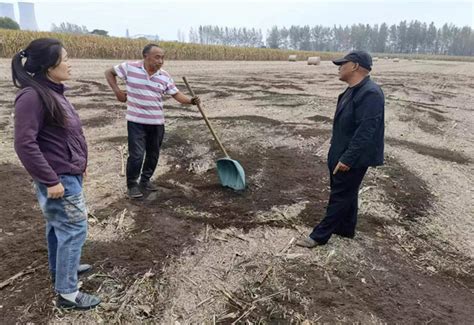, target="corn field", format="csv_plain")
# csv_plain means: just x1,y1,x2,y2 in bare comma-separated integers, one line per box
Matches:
0,29,335,61
1,29,473,62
